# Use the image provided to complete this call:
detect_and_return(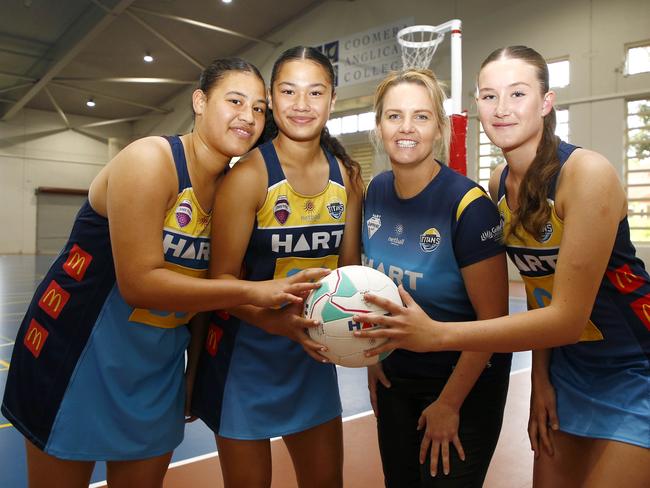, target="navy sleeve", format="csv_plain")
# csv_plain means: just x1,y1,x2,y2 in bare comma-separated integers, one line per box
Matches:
453,193,505,268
